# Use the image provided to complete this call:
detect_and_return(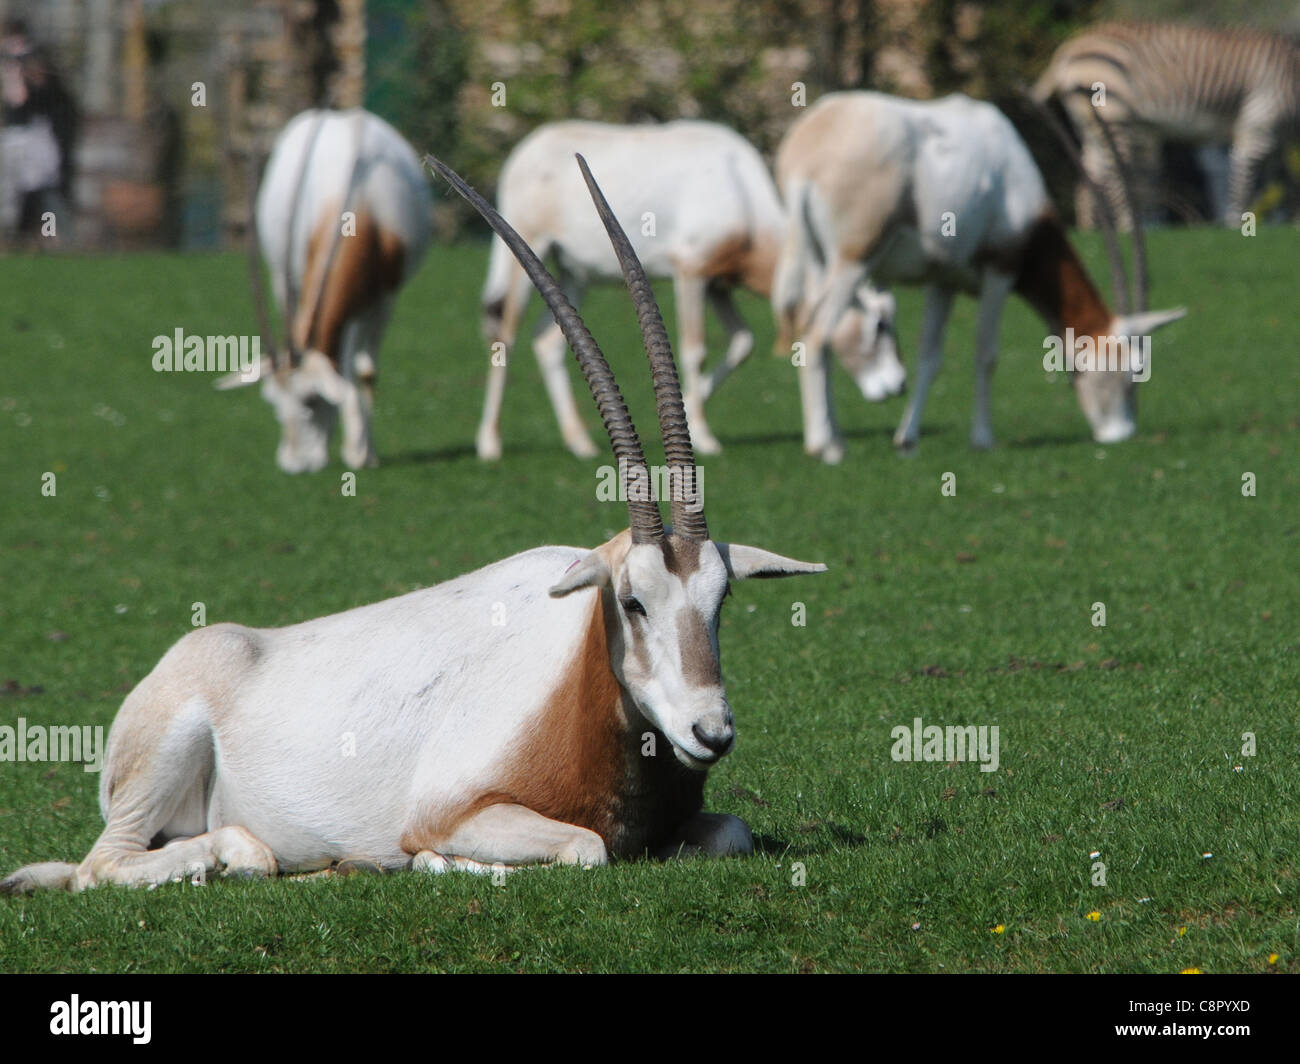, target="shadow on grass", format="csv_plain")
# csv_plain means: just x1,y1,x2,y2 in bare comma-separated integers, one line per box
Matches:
718,424,953,451
752,820,871,857
1004,431,1088,449
1005,419,1228,450
379,443,479,466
